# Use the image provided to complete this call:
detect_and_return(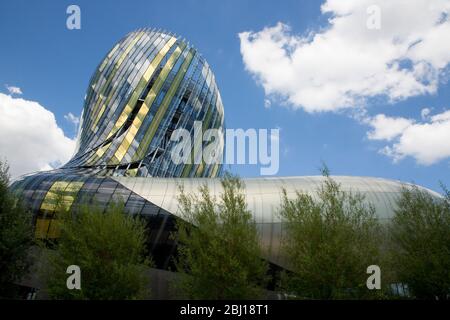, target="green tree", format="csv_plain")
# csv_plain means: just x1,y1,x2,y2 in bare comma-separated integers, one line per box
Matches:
0,159,34,298
279,168,384,299
43,200,151,299
174,175,268,299
389,184,450,300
